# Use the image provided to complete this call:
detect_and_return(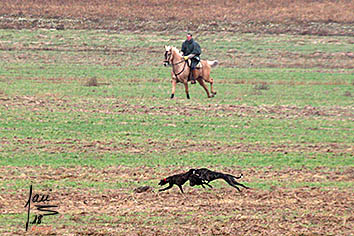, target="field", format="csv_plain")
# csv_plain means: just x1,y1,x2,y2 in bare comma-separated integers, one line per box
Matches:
0,1,354,235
